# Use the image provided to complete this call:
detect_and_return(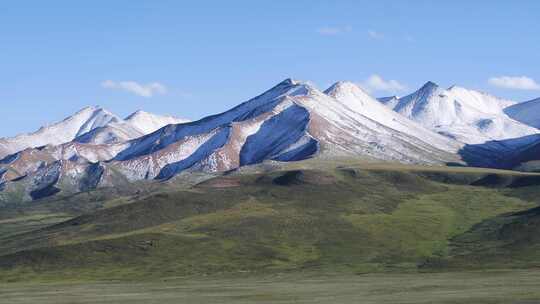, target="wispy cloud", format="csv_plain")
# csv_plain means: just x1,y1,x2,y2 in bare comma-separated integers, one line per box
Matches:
101,80,168,97
360,74,407,93
488,76,540,90
317,26,352,36
367,30,384,40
